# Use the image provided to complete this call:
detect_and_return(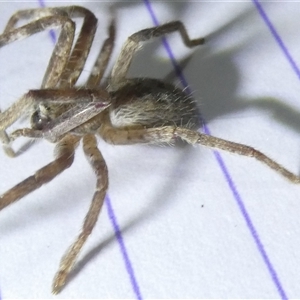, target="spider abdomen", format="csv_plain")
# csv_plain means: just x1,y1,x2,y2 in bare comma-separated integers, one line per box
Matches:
109,78,200,129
